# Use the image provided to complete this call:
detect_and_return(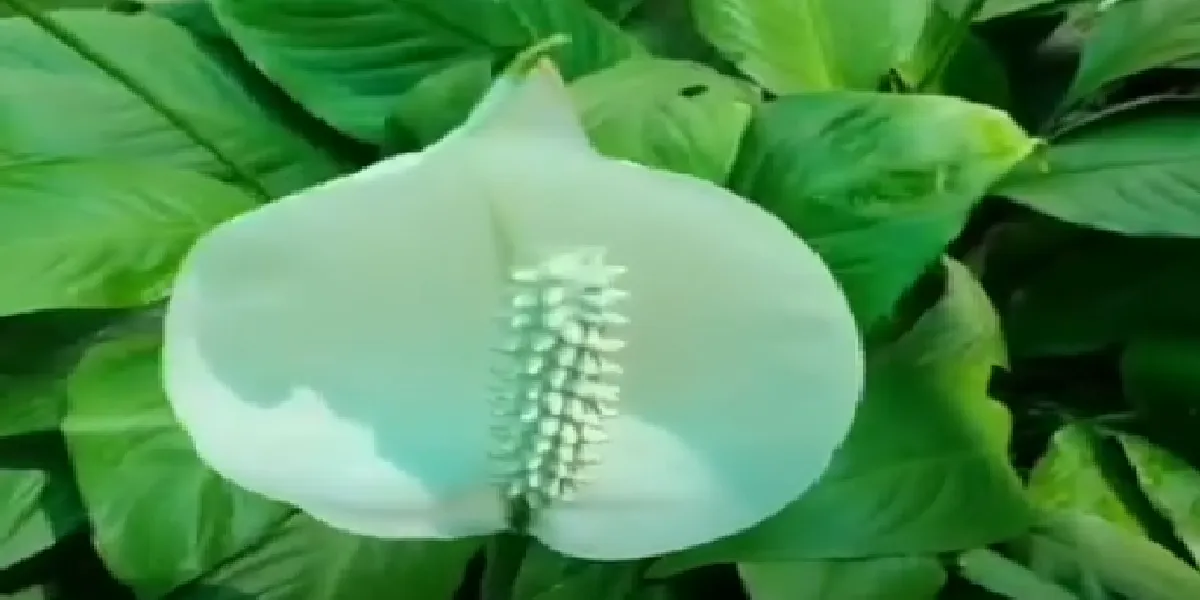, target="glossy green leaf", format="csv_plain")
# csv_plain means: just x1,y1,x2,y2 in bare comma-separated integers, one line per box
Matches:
998,111,1200,236
0,10,343,197
0,160,258,317
571,58,757,183
211,0,641,143
1119,434,1200,564
729,92,1034,327
170,513,481,600
739,556,946,600
690,0,931,92
64,336,290,597
1064,0,1200,105
0,467,84,570
651,260,1030,572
